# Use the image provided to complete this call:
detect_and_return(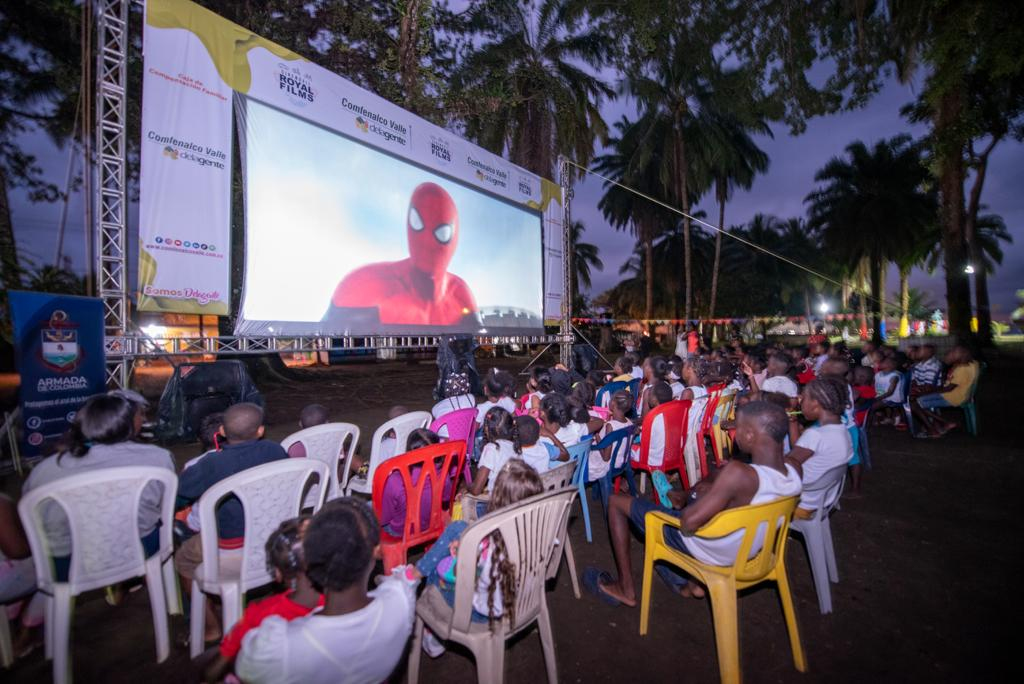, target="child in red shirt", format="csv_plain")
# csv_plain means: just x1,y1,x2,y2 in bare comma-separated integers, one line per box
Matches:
203,515,322,682
851,366,877,427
